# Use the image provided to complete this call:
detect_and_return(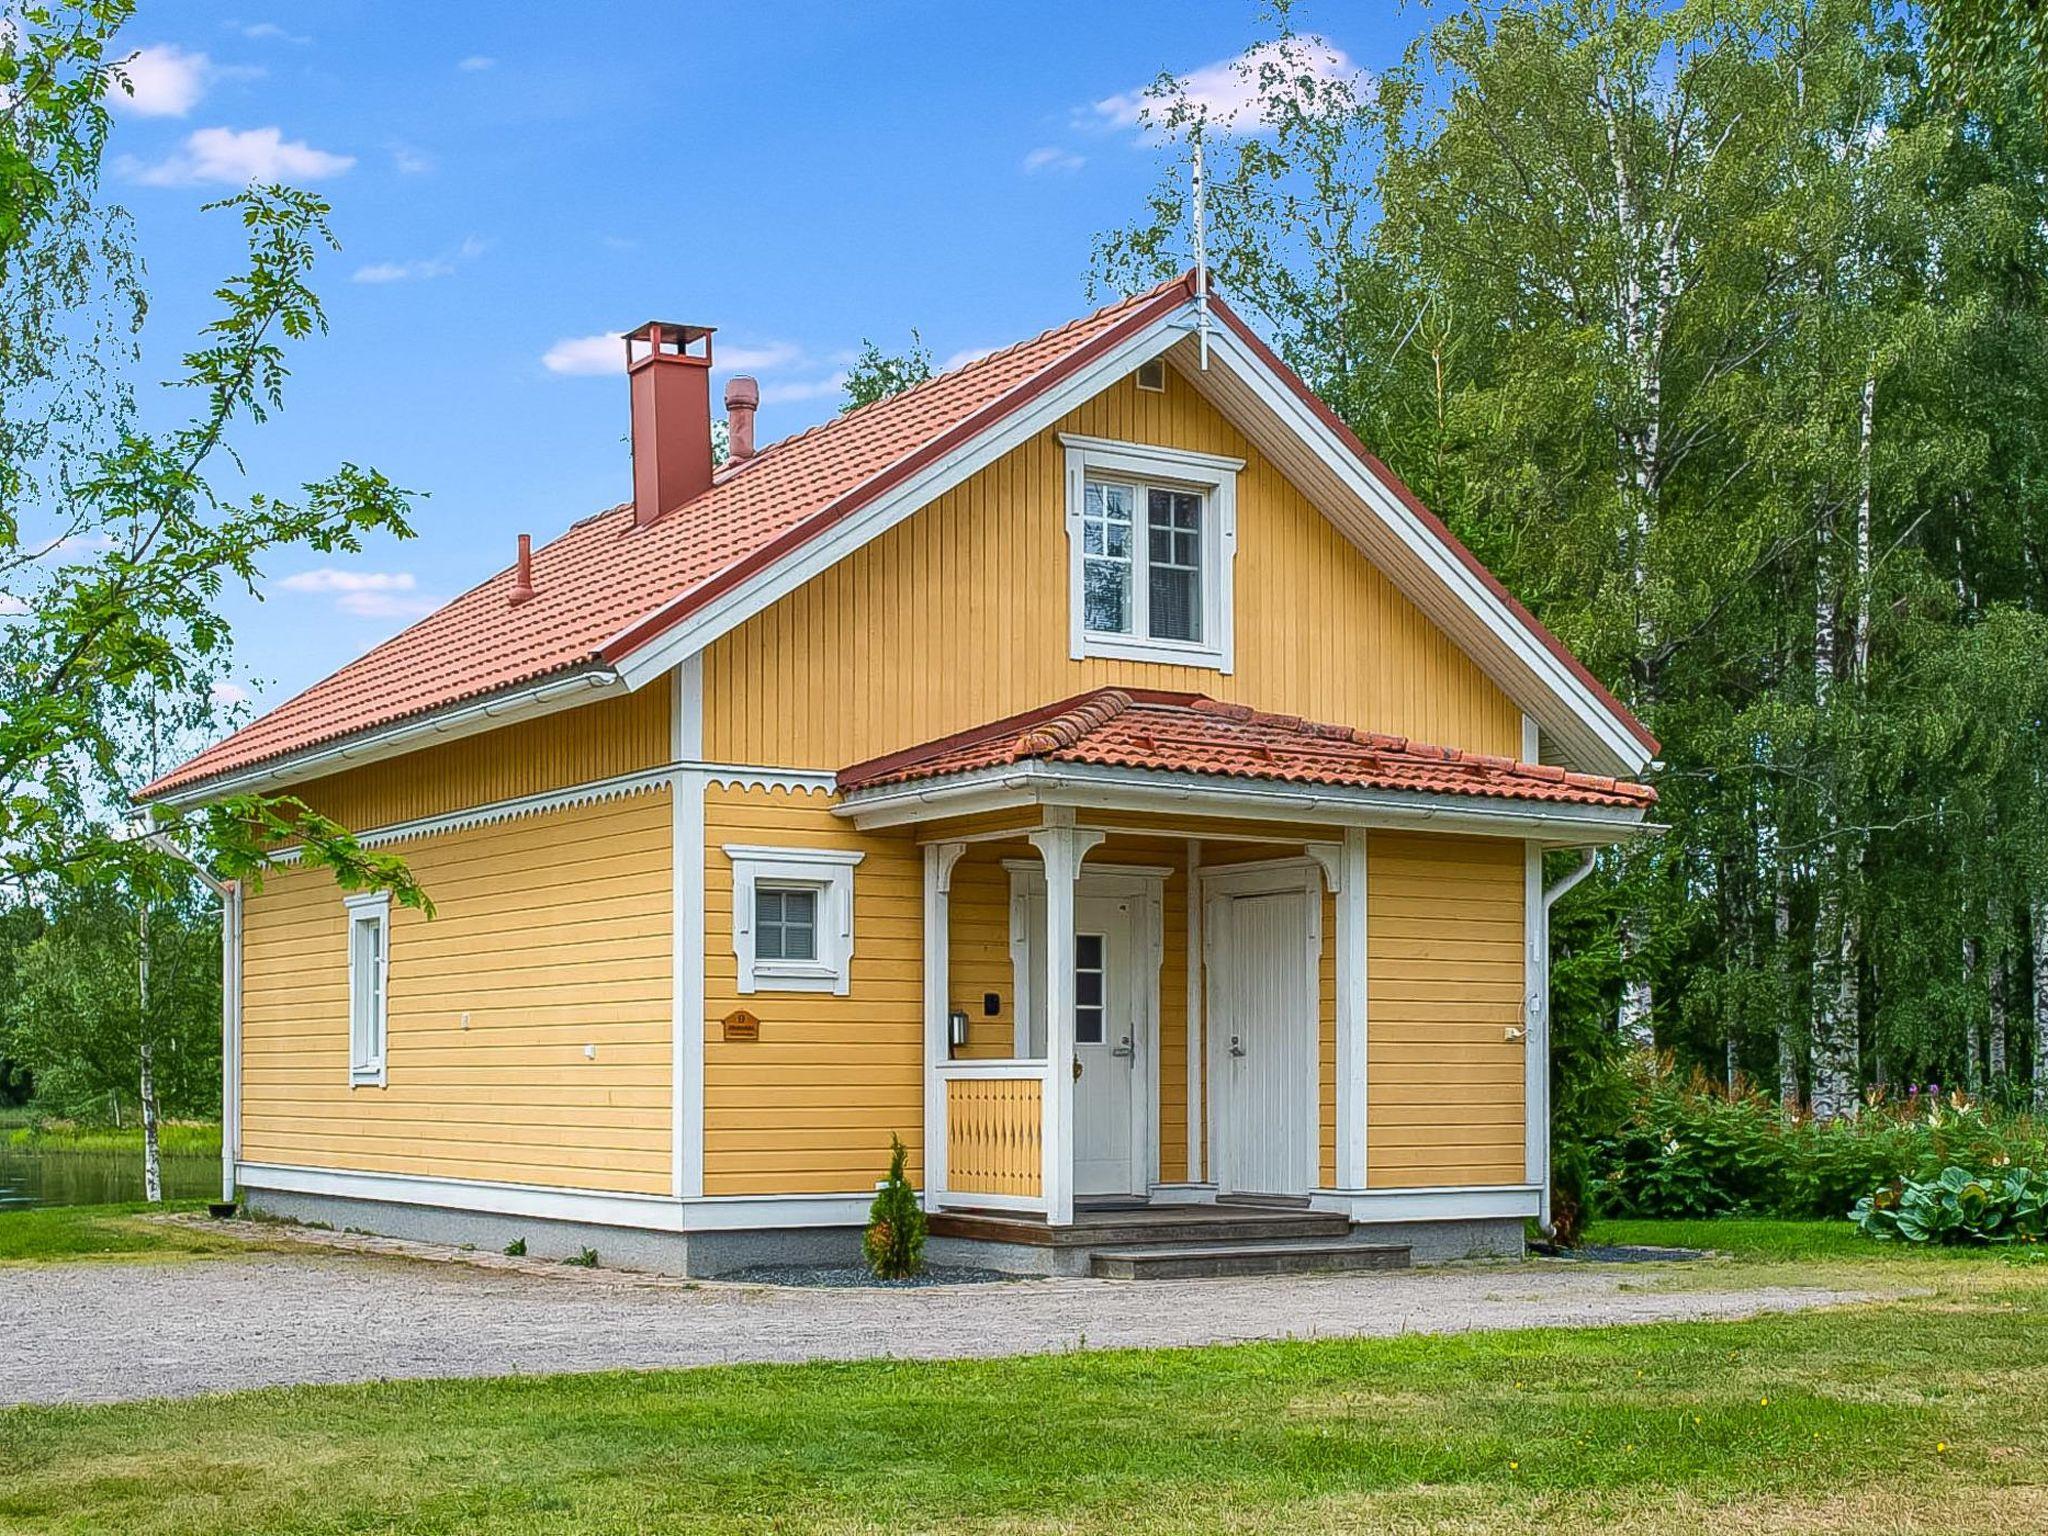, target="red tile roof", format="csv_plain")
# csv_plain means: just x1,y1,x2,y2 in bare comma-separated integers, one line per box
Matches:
143,275,1202,799
145,269,1655,802
837,688,1657,811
